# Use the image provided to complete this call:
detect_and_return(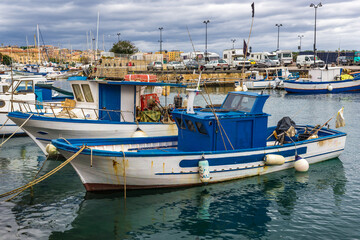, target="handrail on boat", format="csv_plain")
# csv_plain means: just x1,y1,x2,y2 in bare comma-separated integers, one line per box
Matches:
10,99,134,122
